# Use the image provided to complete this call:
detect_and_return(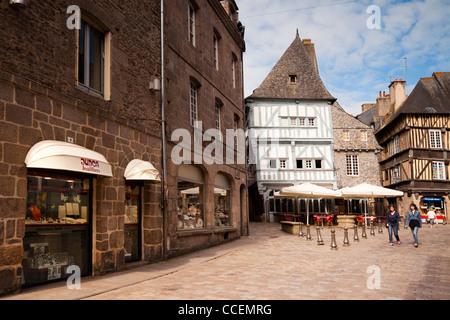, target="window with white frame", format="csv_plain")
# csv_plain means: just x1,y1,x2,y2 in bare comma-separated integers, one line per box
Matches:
430,130,442,149
343,130,350,141
308,118,316,127
432,161,446,180
279,160,287,169
389,135,400,156
269,160,277,169
394,135,400,154
215,100,221,132
213,33,220,71
190,82,198,127
391,166,401,183
299,118,306,126
346,155,359,176
305,160,312,169
234,114,240,151
188,2,196,46
361,130,368,141
232,54,237,89
315,160,323,169
290,118,297,127
280,117,288,127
